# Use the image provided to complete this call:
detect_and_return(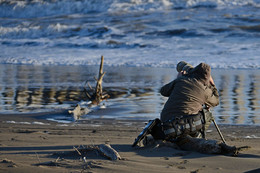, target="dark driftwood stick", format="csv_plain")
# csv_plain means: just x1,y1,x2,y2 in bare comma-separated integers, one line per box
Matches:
142,135,249,156
84,85,92,100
